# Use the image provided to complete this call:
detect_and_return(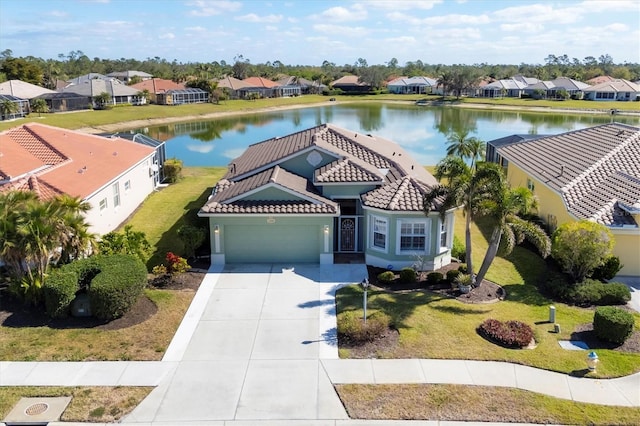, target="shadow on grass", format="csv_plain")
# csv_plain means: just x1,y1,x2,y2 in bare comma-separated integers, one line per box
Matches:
336,286,448,329
430,304,489,315
146,185,213,270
